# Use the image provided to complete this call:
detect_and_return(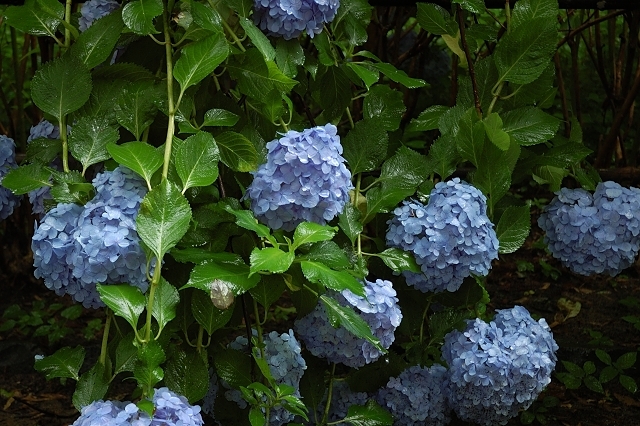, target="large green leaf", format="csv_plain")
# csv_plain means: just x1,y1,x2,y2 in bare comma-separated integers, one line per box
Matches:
250,274,286,309
502,107,560,146
345,62,379,89
473,142,520,214
191,0,223,33
428,134,460,179
175,131,220,192
300,261,364,297
3,0,62,38
34,346,85,381
164,348,209,403
275,38,304,78
496,205,531,254
249,247,294,276
416,3,456,36
202,109,240,127
300,241,350,270
68,116,118,173
366,62,426,88
97,284,146,331
483,113,511,151
72,363,109,410
1,163,51,195
26,137,61,164
215,131,259,172
214,347,252,389
137,179,192,259
133,340,165,392
453,0,484,13
191,288,234,334
185,260,261,296
116,81,161,140
31,55,92,121
363,85,405,131
122,0,163,35
151,278,180,333
71,11,124,69
174,33,229,91
292,222,338,249
344,401,394,426
239,17,275,61
342,120,388,175
494,18,557,85
332,0,372,47
107,142,163,188
406,105,449,132
320,295,383,351
376,248,421,274
227,49,297,101
512,0,559,29
318,66,352,121
457,110,486,167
